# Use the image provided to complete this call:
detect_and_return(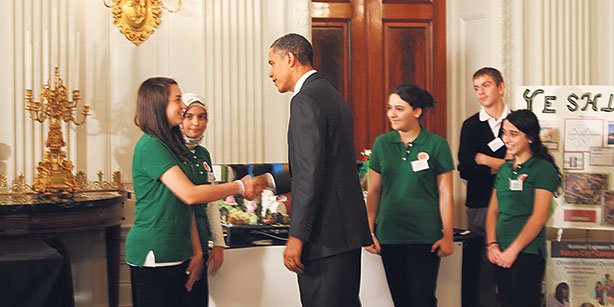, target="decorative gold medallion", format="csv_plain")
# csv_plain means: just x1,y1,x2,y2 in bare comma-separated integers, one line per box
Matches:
111,0,162,46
